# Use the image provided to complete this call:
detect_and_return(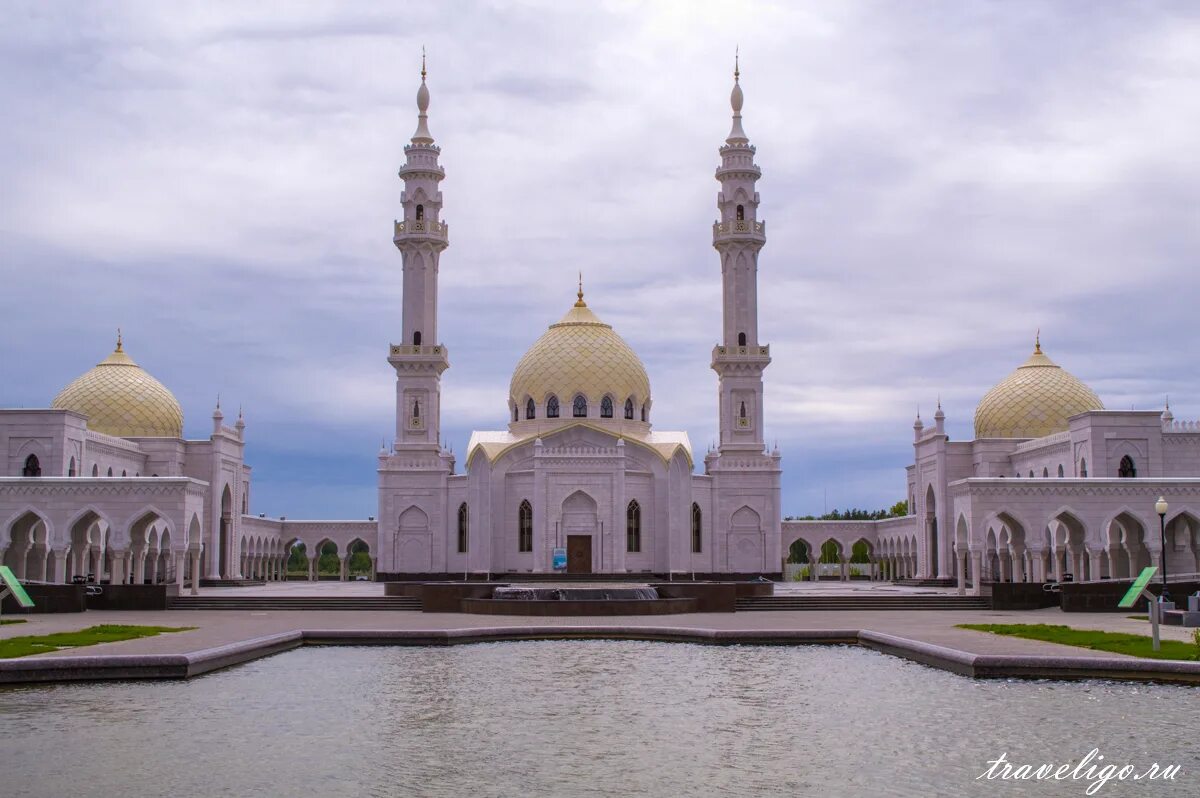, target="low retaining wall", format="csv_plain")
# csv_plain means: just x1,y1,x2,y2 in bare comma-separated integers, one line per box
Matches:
460,597,700,616
1059,579,1200,612
988,582,1060,611
1,583,86,614
381,581,762,613
85,584,178,611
